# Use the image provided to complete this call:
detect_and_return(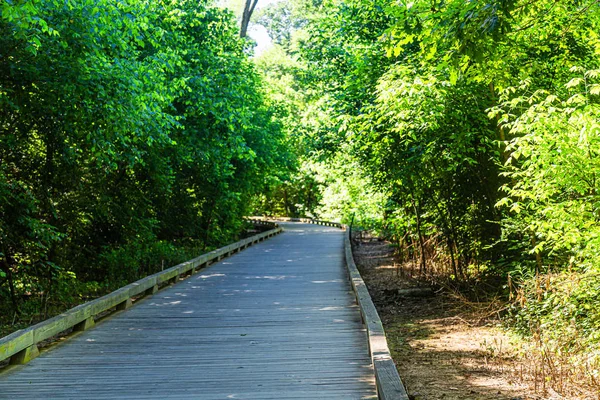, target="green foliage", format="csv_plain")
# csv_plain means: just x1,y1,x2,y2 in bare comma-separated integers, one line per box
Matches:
273,0,600,279
99,240,198,287
252,0,393,222
493,69,600,272
314,152,386,228
508,270,600,377
0,0,291,324
353,65,501,275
